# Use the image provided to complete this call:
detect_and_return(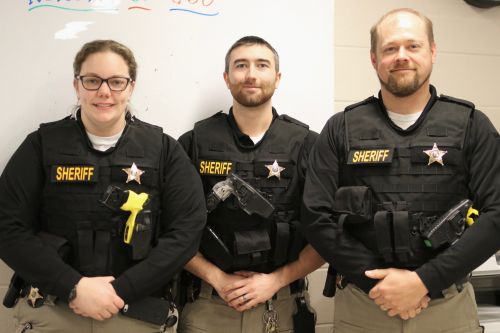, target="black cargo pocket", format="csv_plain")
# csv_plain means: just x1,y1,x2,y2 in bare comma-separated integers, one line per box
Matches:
233,229,271,268
129,210,154,260
333,186,373,224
